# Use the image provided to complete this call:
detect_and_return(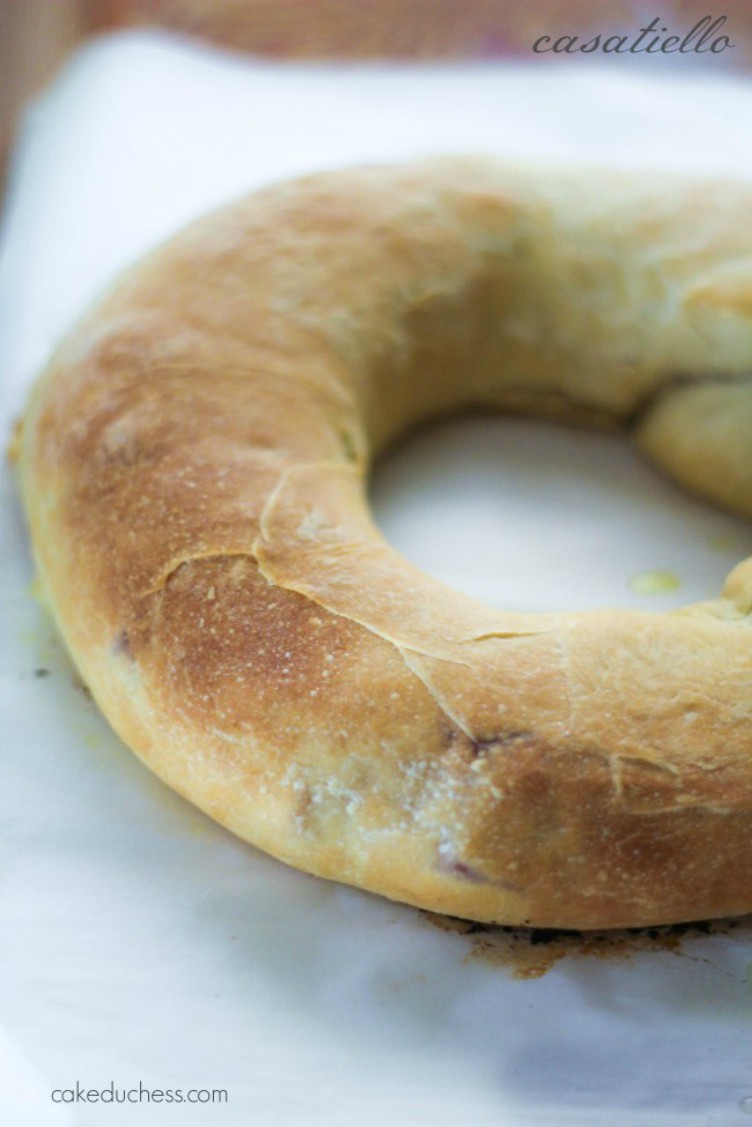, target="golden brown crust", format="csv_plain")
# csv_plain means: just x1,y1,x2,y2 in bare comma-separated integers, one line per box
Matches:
17,157,752,928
